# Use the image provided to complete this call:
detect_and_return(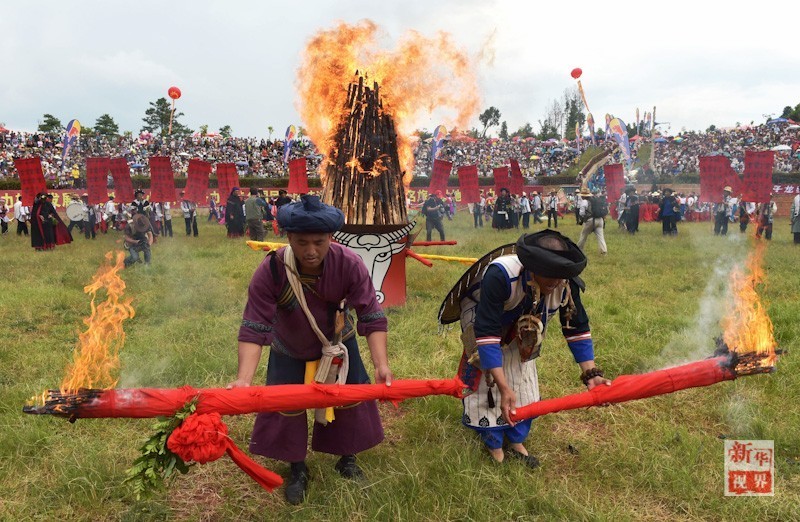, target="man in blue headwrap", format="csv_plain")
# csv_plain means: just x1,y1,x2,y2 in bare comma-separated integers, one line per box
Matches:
229,195,393,505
